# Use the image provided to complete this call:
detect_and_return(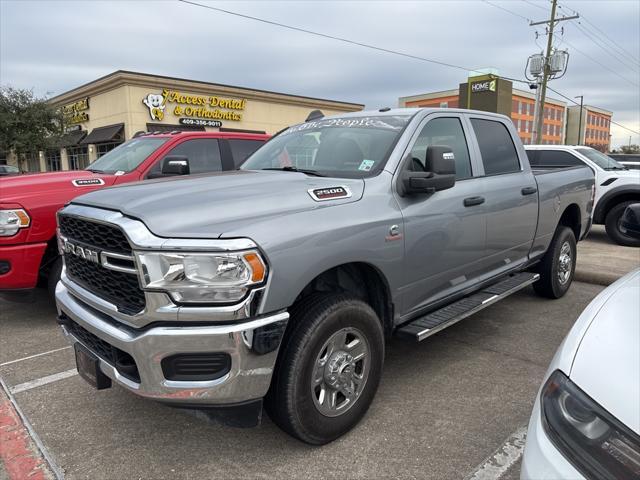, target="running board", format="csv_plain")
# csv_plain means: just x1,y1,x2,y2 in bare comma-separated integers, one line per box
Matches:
396,272,540,342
